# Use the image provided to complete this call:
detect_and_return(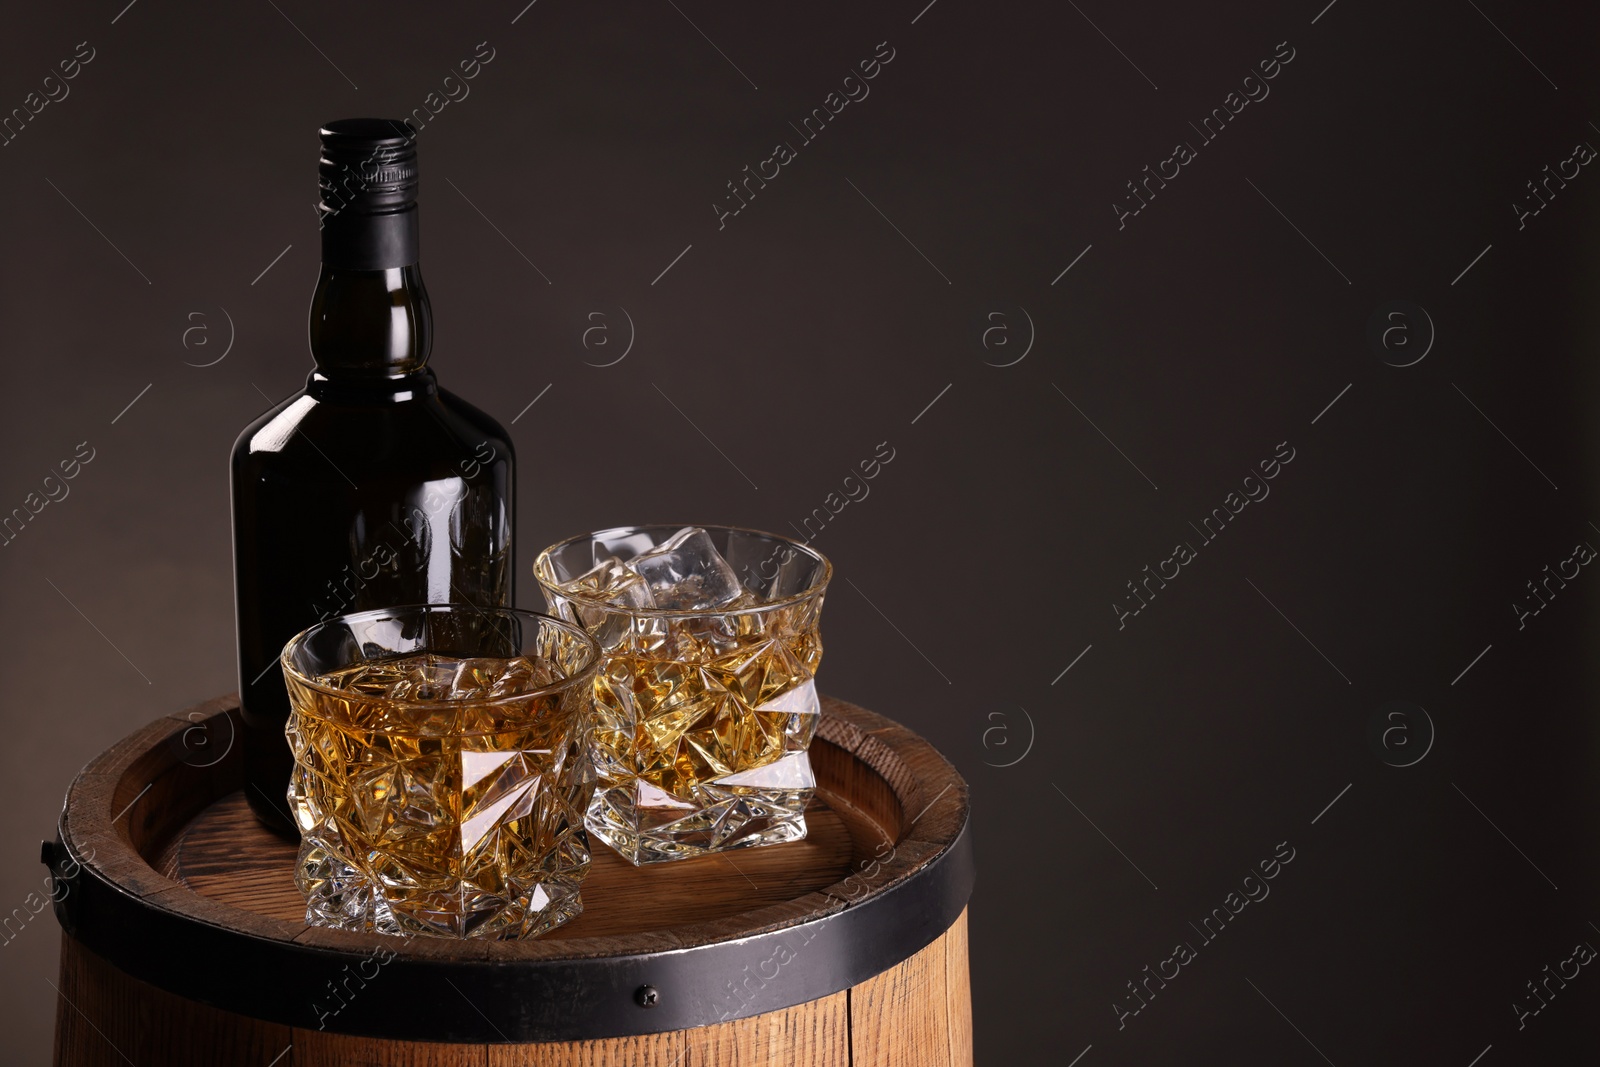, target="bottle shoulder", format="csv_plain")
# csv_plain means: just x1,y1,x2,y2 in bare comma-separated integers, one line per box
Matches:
231,376,512,478
231,391,315,464
436,386,515,457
